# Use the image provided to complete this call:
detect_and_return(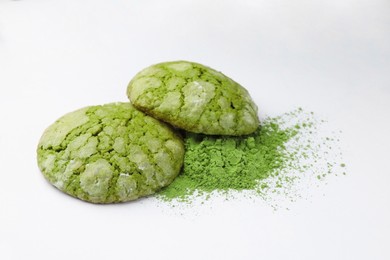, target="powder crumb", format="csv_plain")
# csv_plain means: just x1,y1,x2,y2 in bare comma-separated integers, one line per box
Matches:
156,108,346,209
